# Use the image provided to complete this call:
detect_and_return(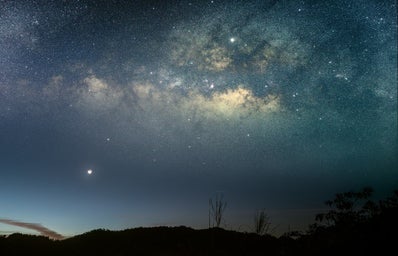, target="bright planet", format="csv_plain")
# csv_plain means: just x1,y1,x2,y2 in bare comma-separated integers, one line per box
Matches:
87,169,93,175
